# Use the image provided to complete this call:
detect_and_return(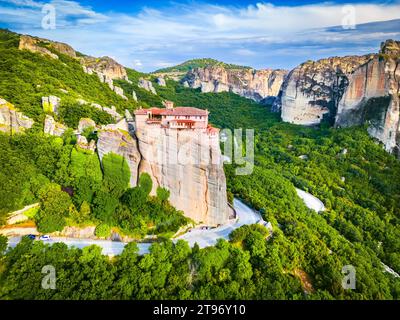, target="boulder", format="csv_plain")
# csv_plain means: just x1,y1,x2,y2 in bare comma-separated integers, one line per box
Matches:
0,98,34,134
78,118,96,133
77,135,96,152
156,77,166,86
42,95,61,114
138,78,157,94
132,90,138,101
44,115,67,136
